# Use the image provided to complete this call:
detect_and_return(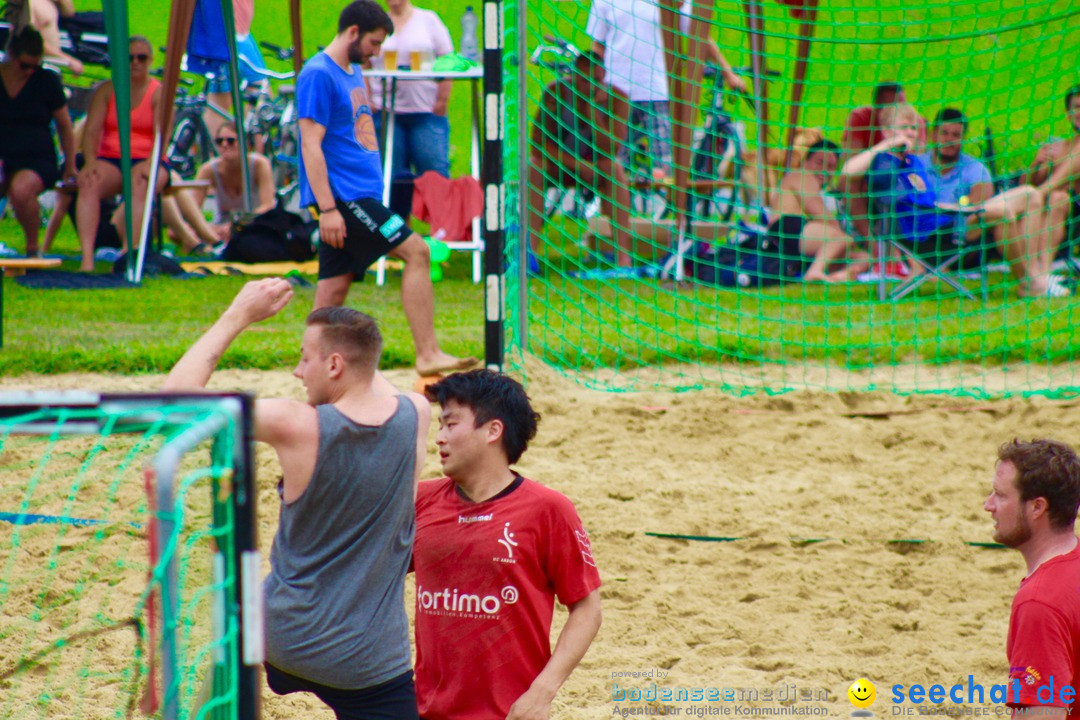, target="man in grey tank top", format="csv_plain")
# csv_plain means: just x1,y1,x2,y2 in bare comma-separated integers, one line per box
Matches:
165,277,430,720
